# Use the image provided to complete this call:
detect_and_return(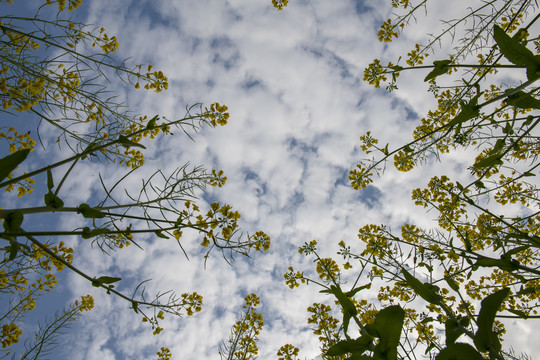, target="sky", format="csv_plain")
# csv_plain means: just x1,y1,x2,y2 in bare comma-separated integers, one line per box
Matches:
1,0,539,359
